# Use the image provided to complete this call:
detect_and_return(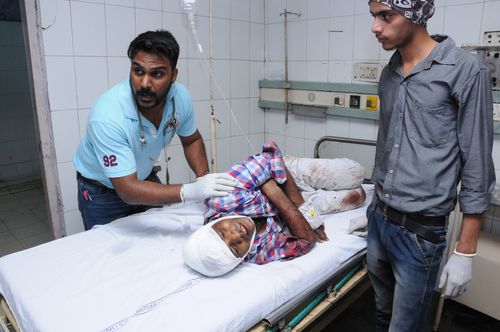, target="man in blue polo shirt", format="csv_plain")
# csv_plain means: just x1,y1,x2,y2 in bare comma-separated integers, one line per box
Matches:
74,30,235,230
